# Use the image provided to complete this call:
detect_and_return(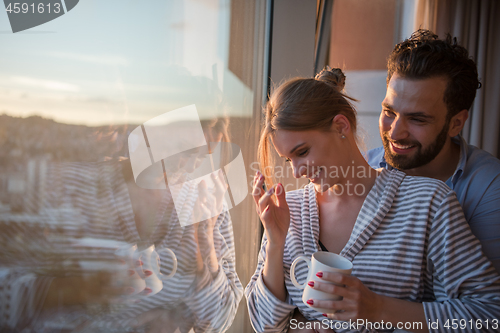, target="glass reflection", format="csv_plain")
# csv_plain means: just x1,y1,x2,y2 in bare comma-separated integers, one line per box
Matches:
0,0,261,331
0,111,243,332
